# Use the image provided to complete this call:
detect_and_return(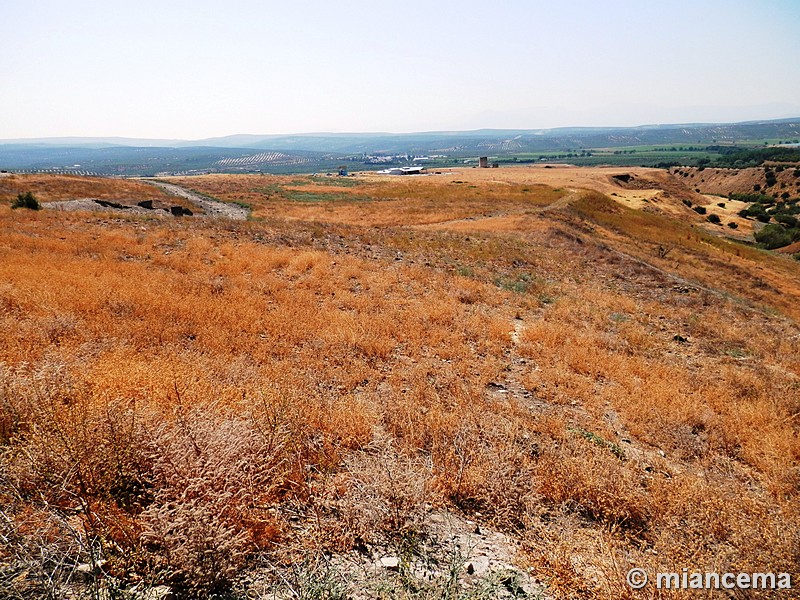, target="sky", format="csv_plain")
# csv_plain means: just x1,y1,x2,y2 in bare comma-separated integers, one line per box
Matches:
1,0,799,139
